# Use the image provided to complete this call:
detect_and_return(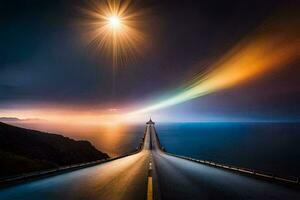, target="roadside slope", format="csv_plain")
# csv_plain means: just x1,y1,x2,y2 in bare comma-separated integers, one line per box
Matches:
0,122,109,177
